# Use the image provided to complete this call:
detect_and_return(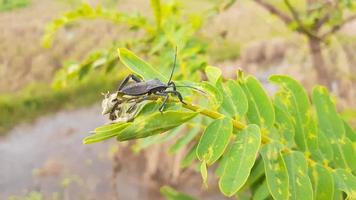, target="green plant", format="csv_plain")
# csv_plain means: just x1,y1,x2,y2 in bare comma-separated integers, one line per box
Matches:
42,0,235,88
84,48,356,200
0,0,29,11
